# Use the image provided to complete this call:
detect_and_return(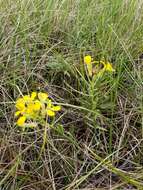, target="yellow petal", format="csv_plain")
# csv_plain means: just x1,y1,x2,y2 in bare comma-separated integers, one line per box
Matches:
38,92,48,101
34,100,41,111
105,62,115,72
31,92,37,100
23,95,31,102
26,103,35,116
15,111,21,117
27,103,35,110
25,107,36,119
15,98,25,110
52,105,61,111
21,109,26,114
17,116,26,127
47,110,55,117
84,55,92,64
